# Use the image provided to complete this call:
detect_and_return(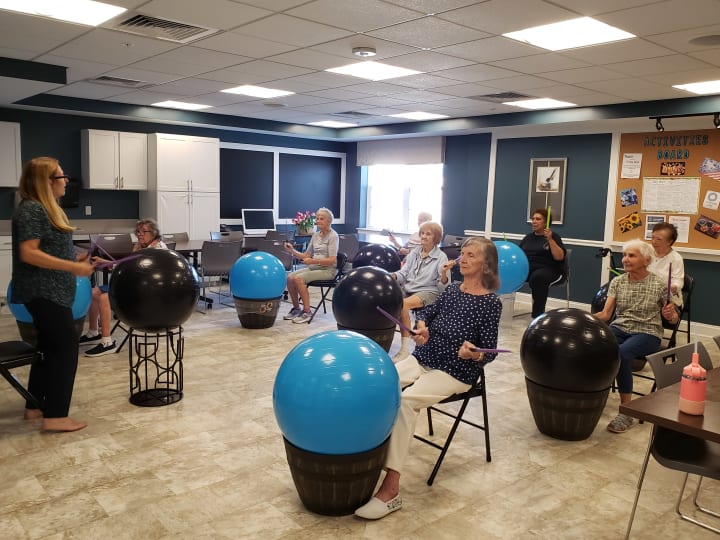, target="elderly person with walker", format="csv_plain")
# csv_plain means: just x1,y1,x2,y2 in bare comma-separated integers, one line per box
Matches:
354,237,502,519
594,239,679,433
